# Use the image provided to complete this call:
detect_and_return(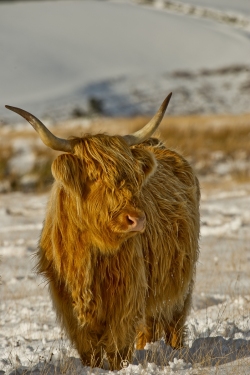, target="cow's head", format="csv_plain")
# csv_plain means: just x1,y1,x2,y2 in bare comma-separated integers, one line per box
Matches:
6,94,171,251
